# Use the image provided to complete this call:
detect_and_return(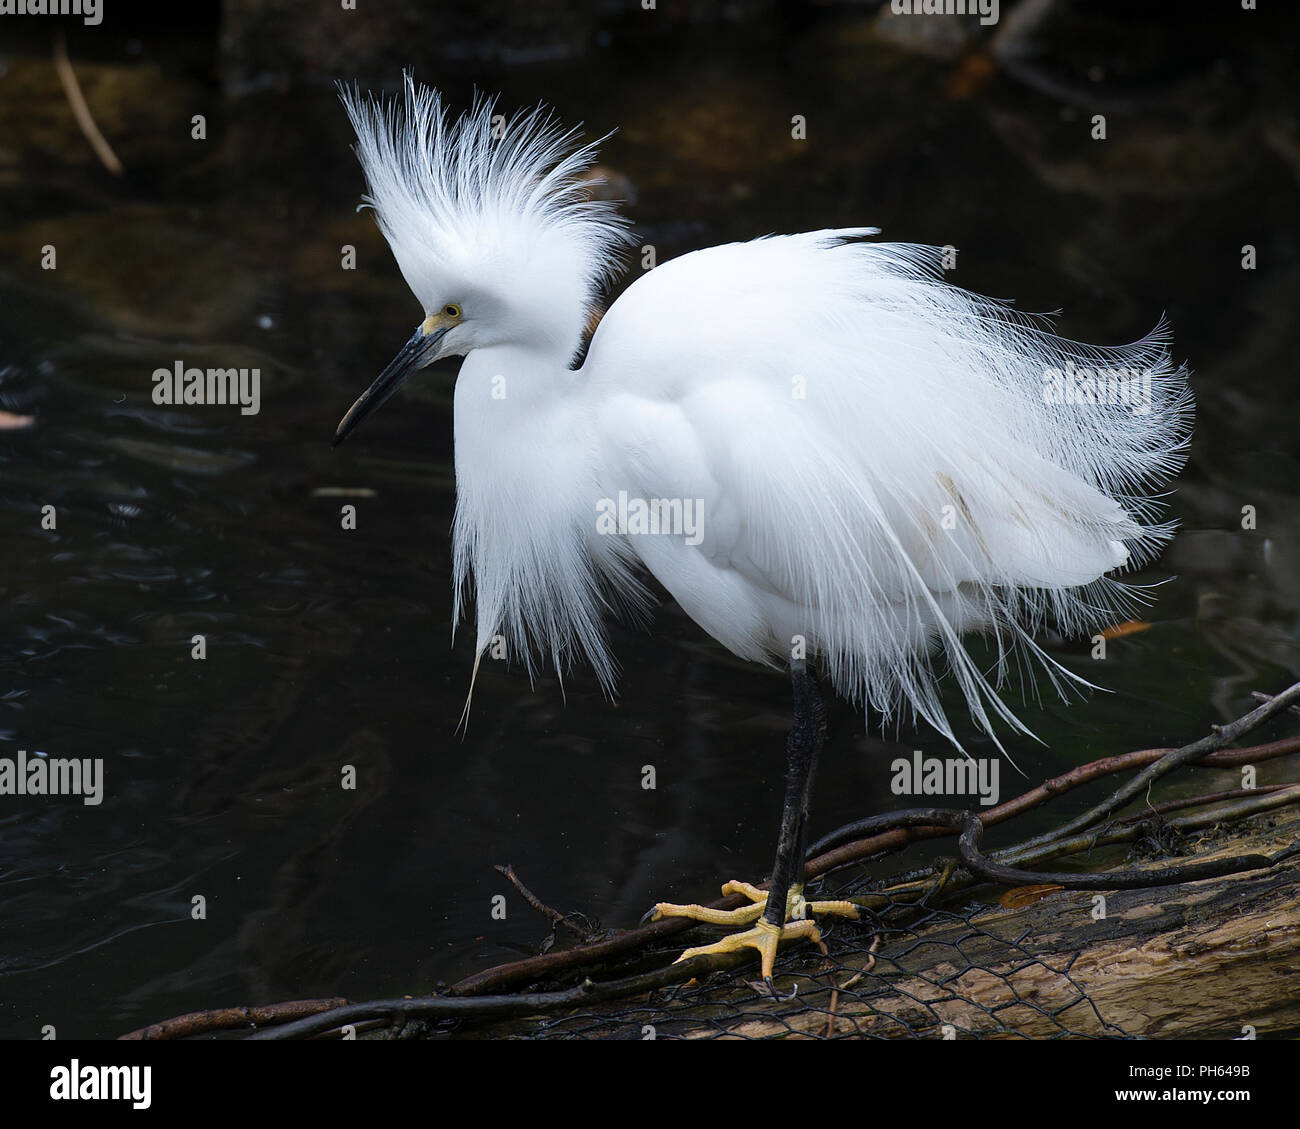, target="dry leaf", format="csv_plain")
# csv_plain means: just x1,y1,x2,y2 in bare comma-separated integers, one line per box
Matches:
1000,884,1064,909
